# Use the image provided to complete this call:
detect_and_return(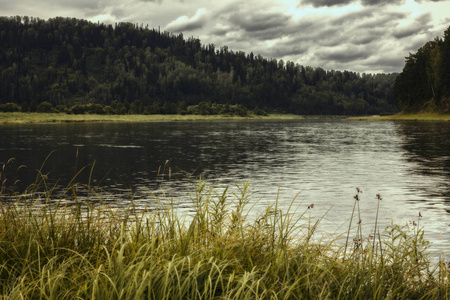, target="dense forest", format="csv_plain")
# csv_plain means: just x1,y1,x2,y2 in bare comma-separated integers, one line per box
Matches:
0,16,399,115
395,25,450,113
